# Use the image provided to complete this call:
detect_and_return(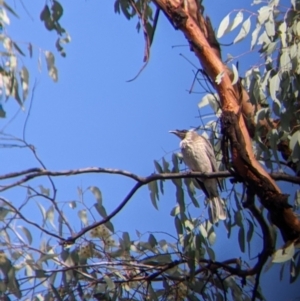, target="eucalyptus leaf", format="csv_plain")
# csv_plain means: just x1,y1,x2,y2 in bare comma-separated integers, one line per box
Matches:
234,17,251,43
78,209,88,226
217,13,230,38
272,243,295,263
89,186,103,206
